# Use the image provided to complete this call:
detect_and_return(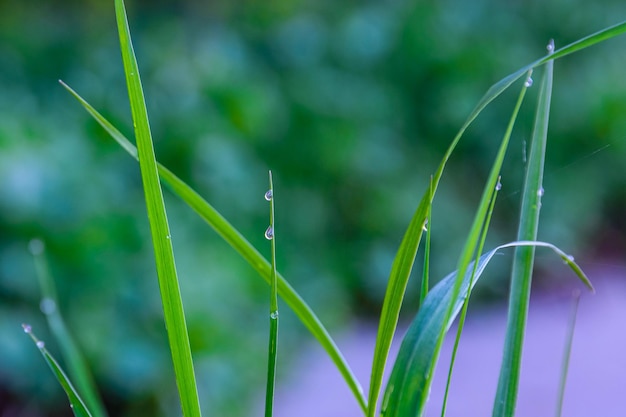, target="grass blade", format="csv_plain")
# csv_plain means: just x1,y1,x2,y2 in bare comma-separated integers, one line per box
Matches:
381,74,531,417
264,171,279,417
22,325,93,417
381,241,591,417
28,240,108,417
59,82,367,412
114,1,201,416
492,40,554,417
555,291,581,417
